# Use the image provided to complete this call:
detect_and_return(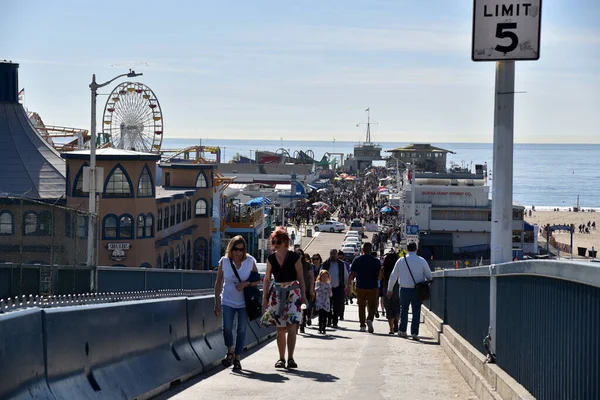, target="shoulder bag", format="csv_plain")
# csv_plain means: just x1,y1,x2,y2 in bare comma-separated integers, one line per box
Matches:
404,255,431,301
230,259,262,321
